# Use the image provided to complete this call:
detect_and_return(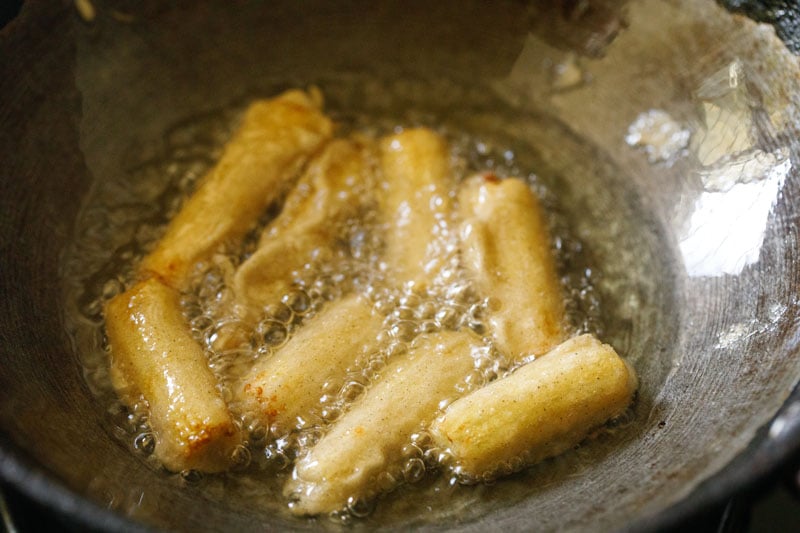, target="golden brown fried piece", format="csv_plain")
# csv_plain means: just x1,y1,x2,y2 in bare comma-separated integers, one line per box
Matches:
459,175,565,358
238,294,384,434
430,334,637,479
105,278,242,472
284,331,482,515
231,138,374,326
378,128,454,289
140,89,333,289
